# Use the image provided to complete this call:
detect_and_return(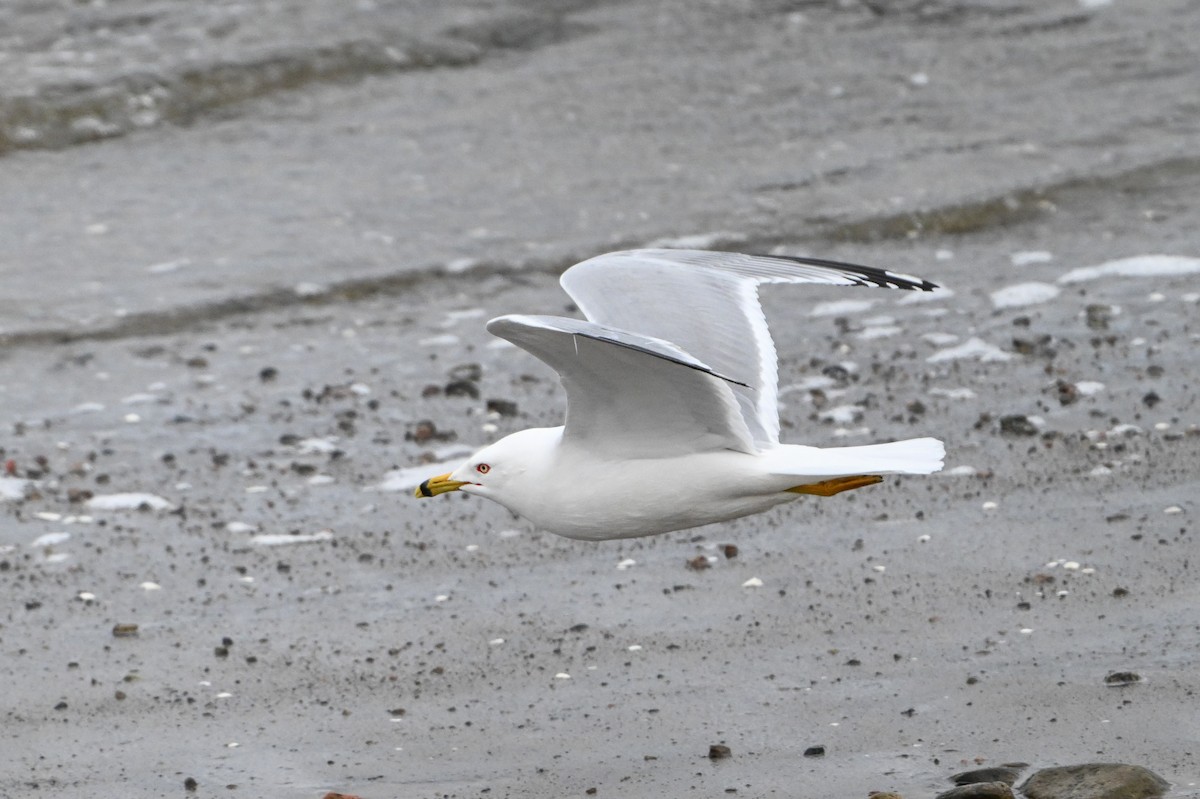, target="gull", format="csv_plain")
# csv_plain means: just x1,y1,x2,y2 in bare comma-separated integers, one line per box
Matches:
416,249,944,540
